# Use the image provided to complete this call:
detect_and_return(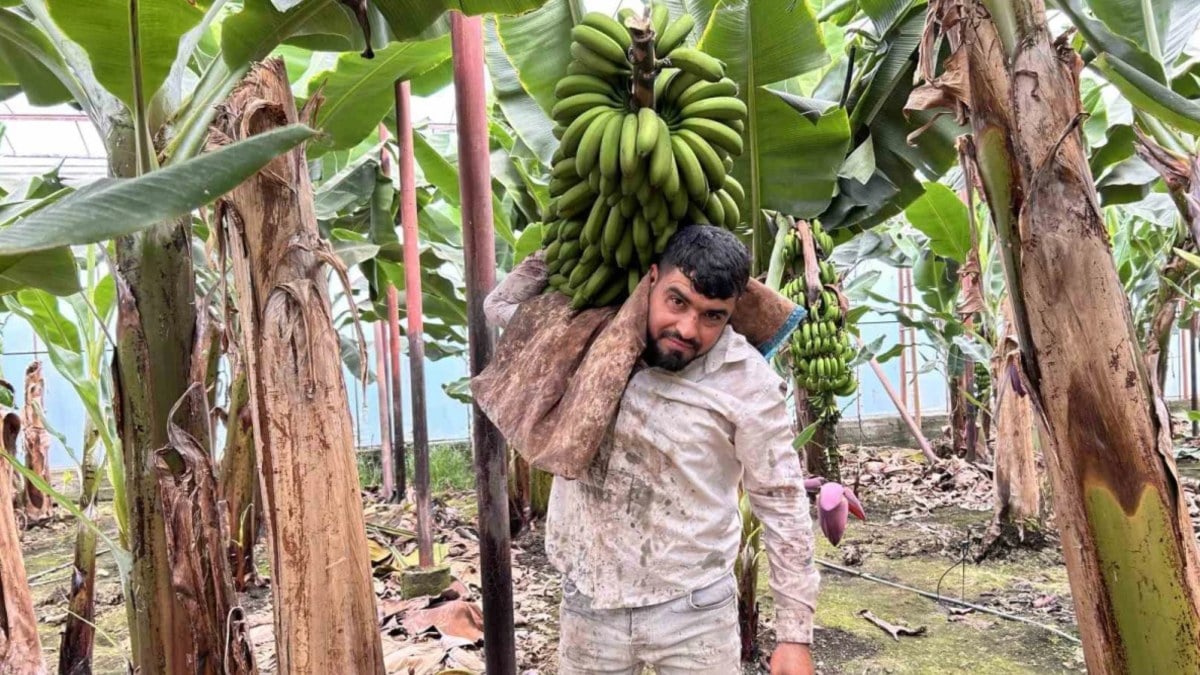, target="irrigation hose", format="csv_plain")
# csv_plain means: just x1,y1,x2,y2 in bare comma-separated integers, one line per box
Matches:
815,557,1081,644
